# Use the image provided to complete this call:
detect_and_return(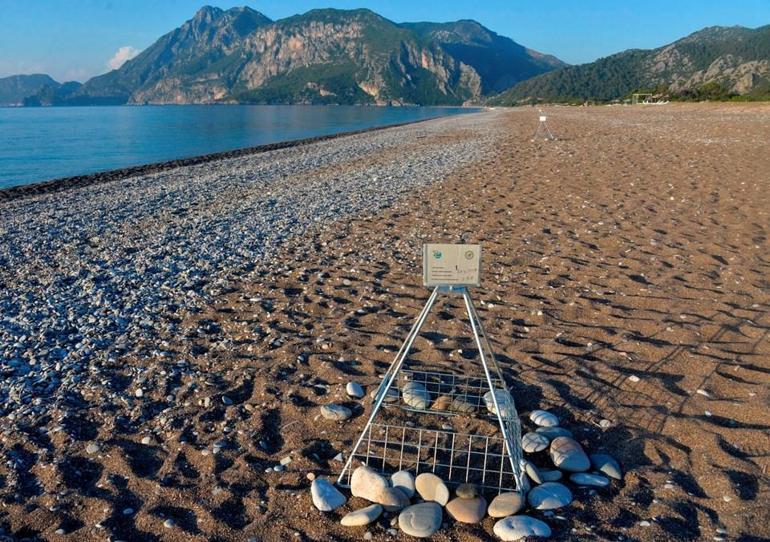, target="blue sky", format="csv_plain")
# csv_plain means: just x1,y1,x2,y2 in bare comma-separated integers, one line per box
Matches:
1,0,767,82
